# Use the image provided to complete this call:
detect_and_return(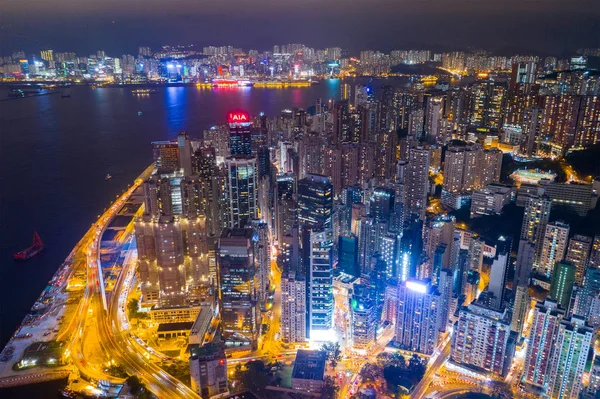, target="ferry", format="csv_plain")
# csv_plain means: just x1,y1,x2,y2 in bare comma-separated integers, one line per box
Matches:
132,88,158,95
211,78,254,88
13,232,44,260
